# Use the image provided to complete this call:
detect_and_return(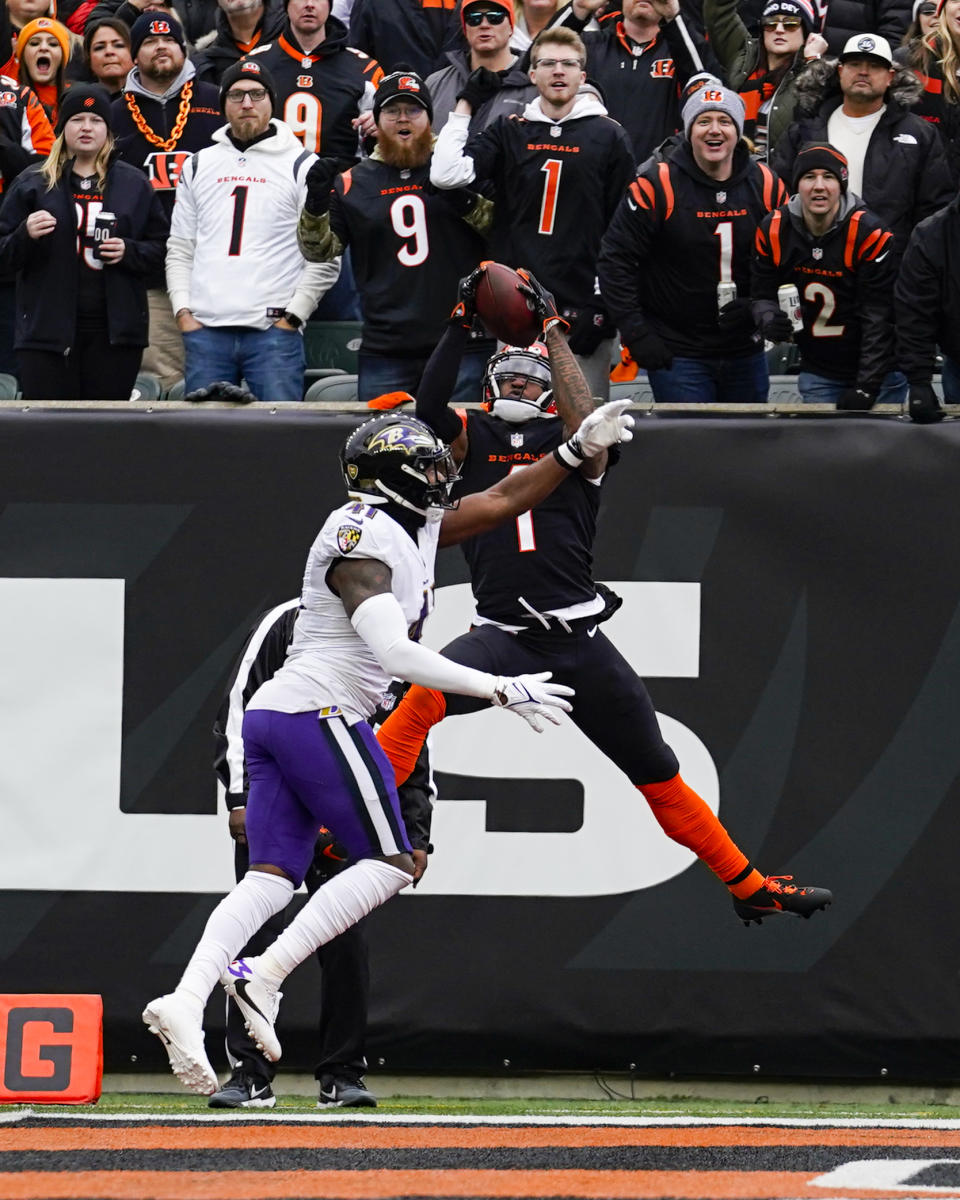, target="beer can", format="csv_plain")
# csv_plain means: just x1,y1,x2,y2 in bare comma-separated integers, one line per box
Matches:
778,283,803,332
93,211,117,259
717,280,737,312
